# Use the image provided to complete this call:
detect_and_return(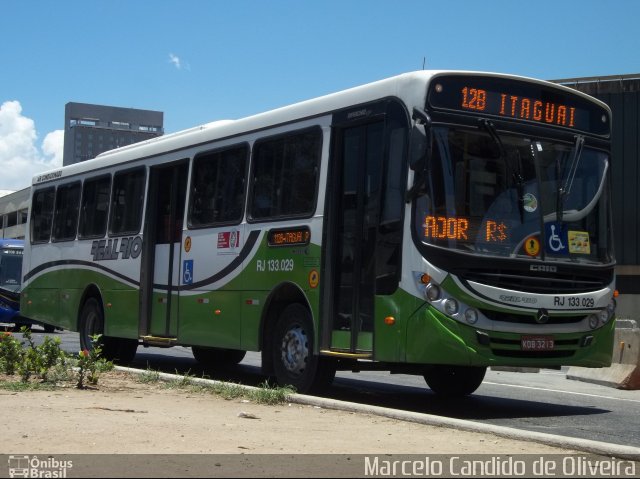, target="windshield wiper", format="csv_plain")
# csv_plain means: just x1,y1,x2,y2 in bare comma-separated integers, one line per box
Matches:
479,119,525,222
556,135,585,223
